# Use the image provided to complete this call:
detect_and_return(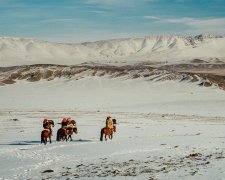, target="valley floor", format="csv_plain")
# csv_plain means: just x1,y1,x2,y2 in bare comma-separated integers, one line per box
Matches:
1,110,225,180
